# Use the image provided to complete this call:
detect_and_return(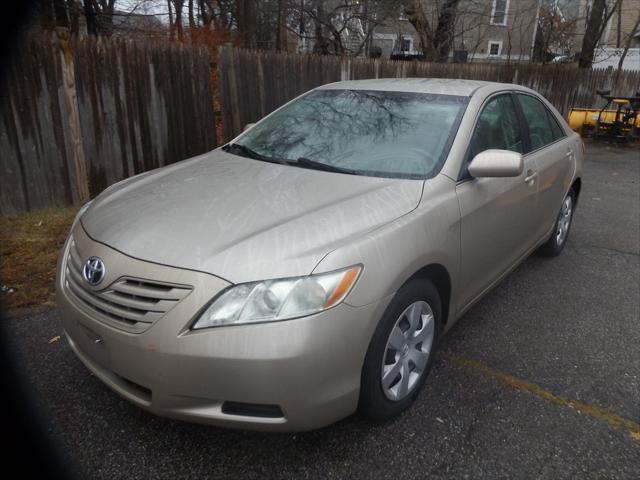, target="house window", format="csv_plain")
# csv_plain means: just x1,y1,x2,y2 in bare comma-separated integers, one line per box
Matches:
491,0,508,25
401,38,411,52
488,41,502,56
